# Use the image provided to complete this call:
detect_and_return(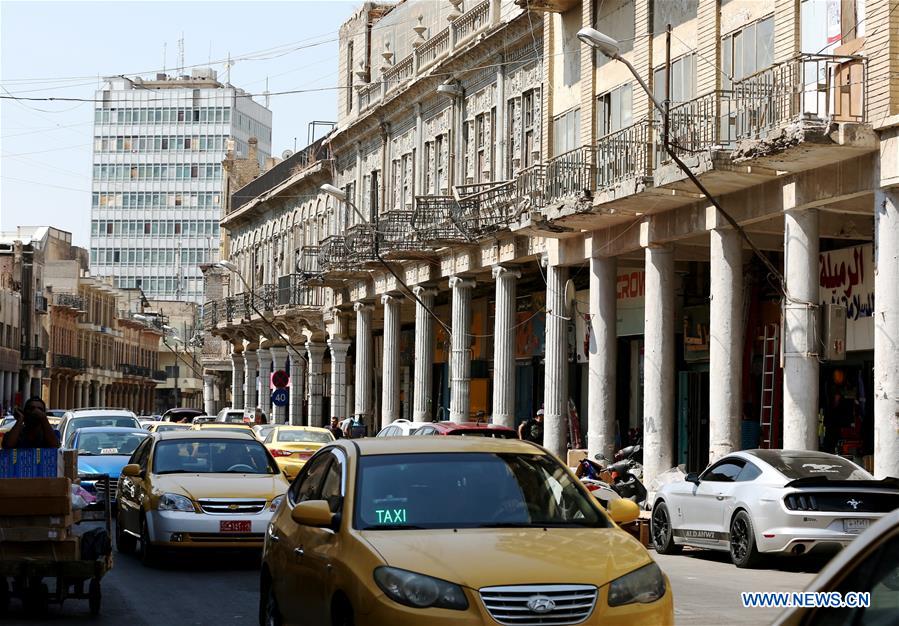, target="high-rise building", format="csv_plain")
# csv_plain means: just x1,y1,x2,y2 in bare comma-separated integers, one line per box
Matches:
89,69,272,302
